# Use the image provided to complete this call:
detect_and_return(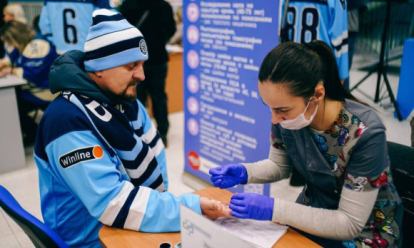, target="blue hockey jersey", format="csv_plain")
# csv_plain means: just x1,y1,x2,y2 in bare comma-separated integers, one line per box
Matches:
282,0,349,79
34,51,201,247
39,0,112,54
